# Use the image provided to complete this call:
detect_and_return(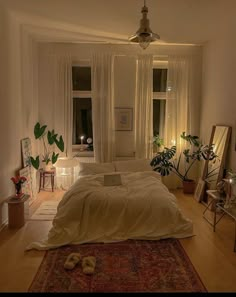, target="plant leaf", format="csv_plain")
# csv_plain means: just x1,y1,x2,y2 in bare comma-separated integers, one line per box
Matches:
34,122,47,139
180,132,200,147
54,135,64,152
47,130,55,145
52,152,59,164
30,156,40,170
